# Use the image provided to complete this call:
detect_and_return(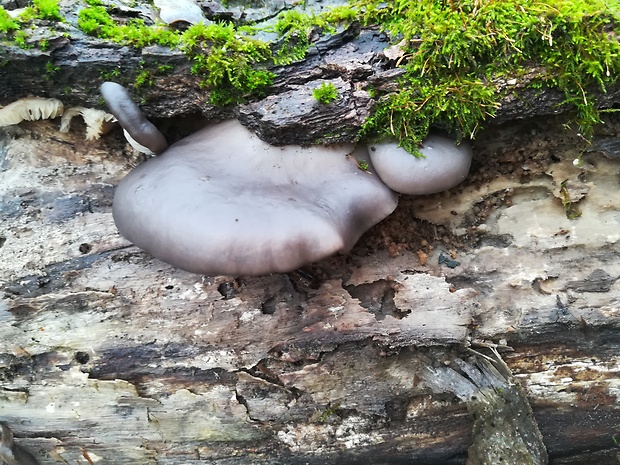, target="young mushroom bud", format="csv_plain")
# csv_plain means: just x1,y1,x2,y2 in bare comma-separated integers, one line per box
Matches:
154,0,207,25
100,82,168,155
368,136,473,195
